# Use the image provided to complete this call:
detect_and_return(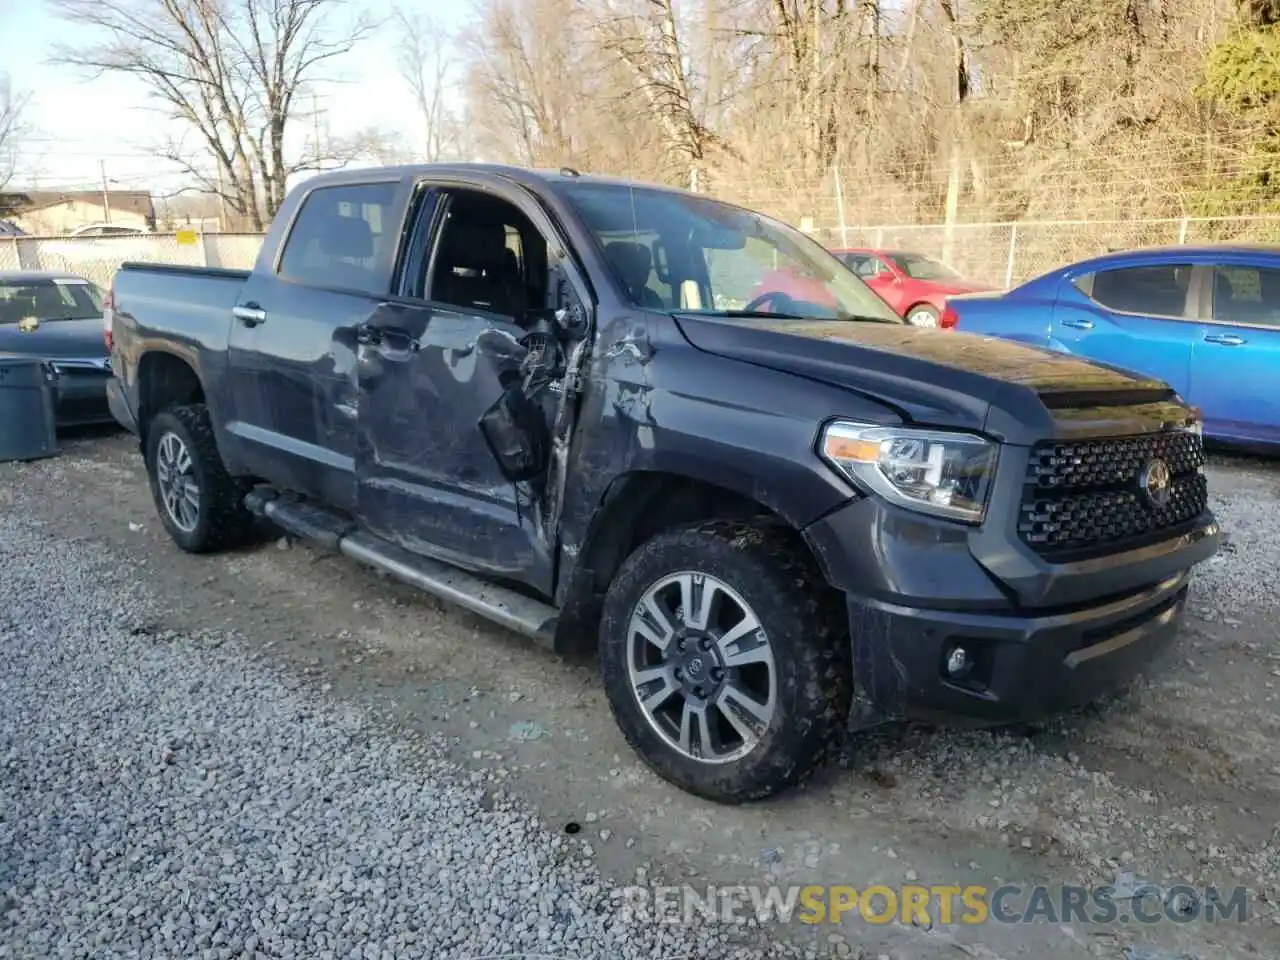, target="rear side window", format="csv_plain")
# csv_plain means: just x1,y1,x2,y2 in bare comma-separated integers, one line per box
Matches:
1213,265,1280,327
1075,264,1194,318
278,183,398,293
